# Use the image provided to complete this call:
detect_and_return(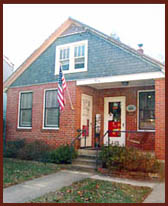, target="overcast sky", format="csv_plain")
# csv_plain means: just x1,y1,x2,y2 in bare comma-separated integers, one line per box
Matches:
3,4,165,69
